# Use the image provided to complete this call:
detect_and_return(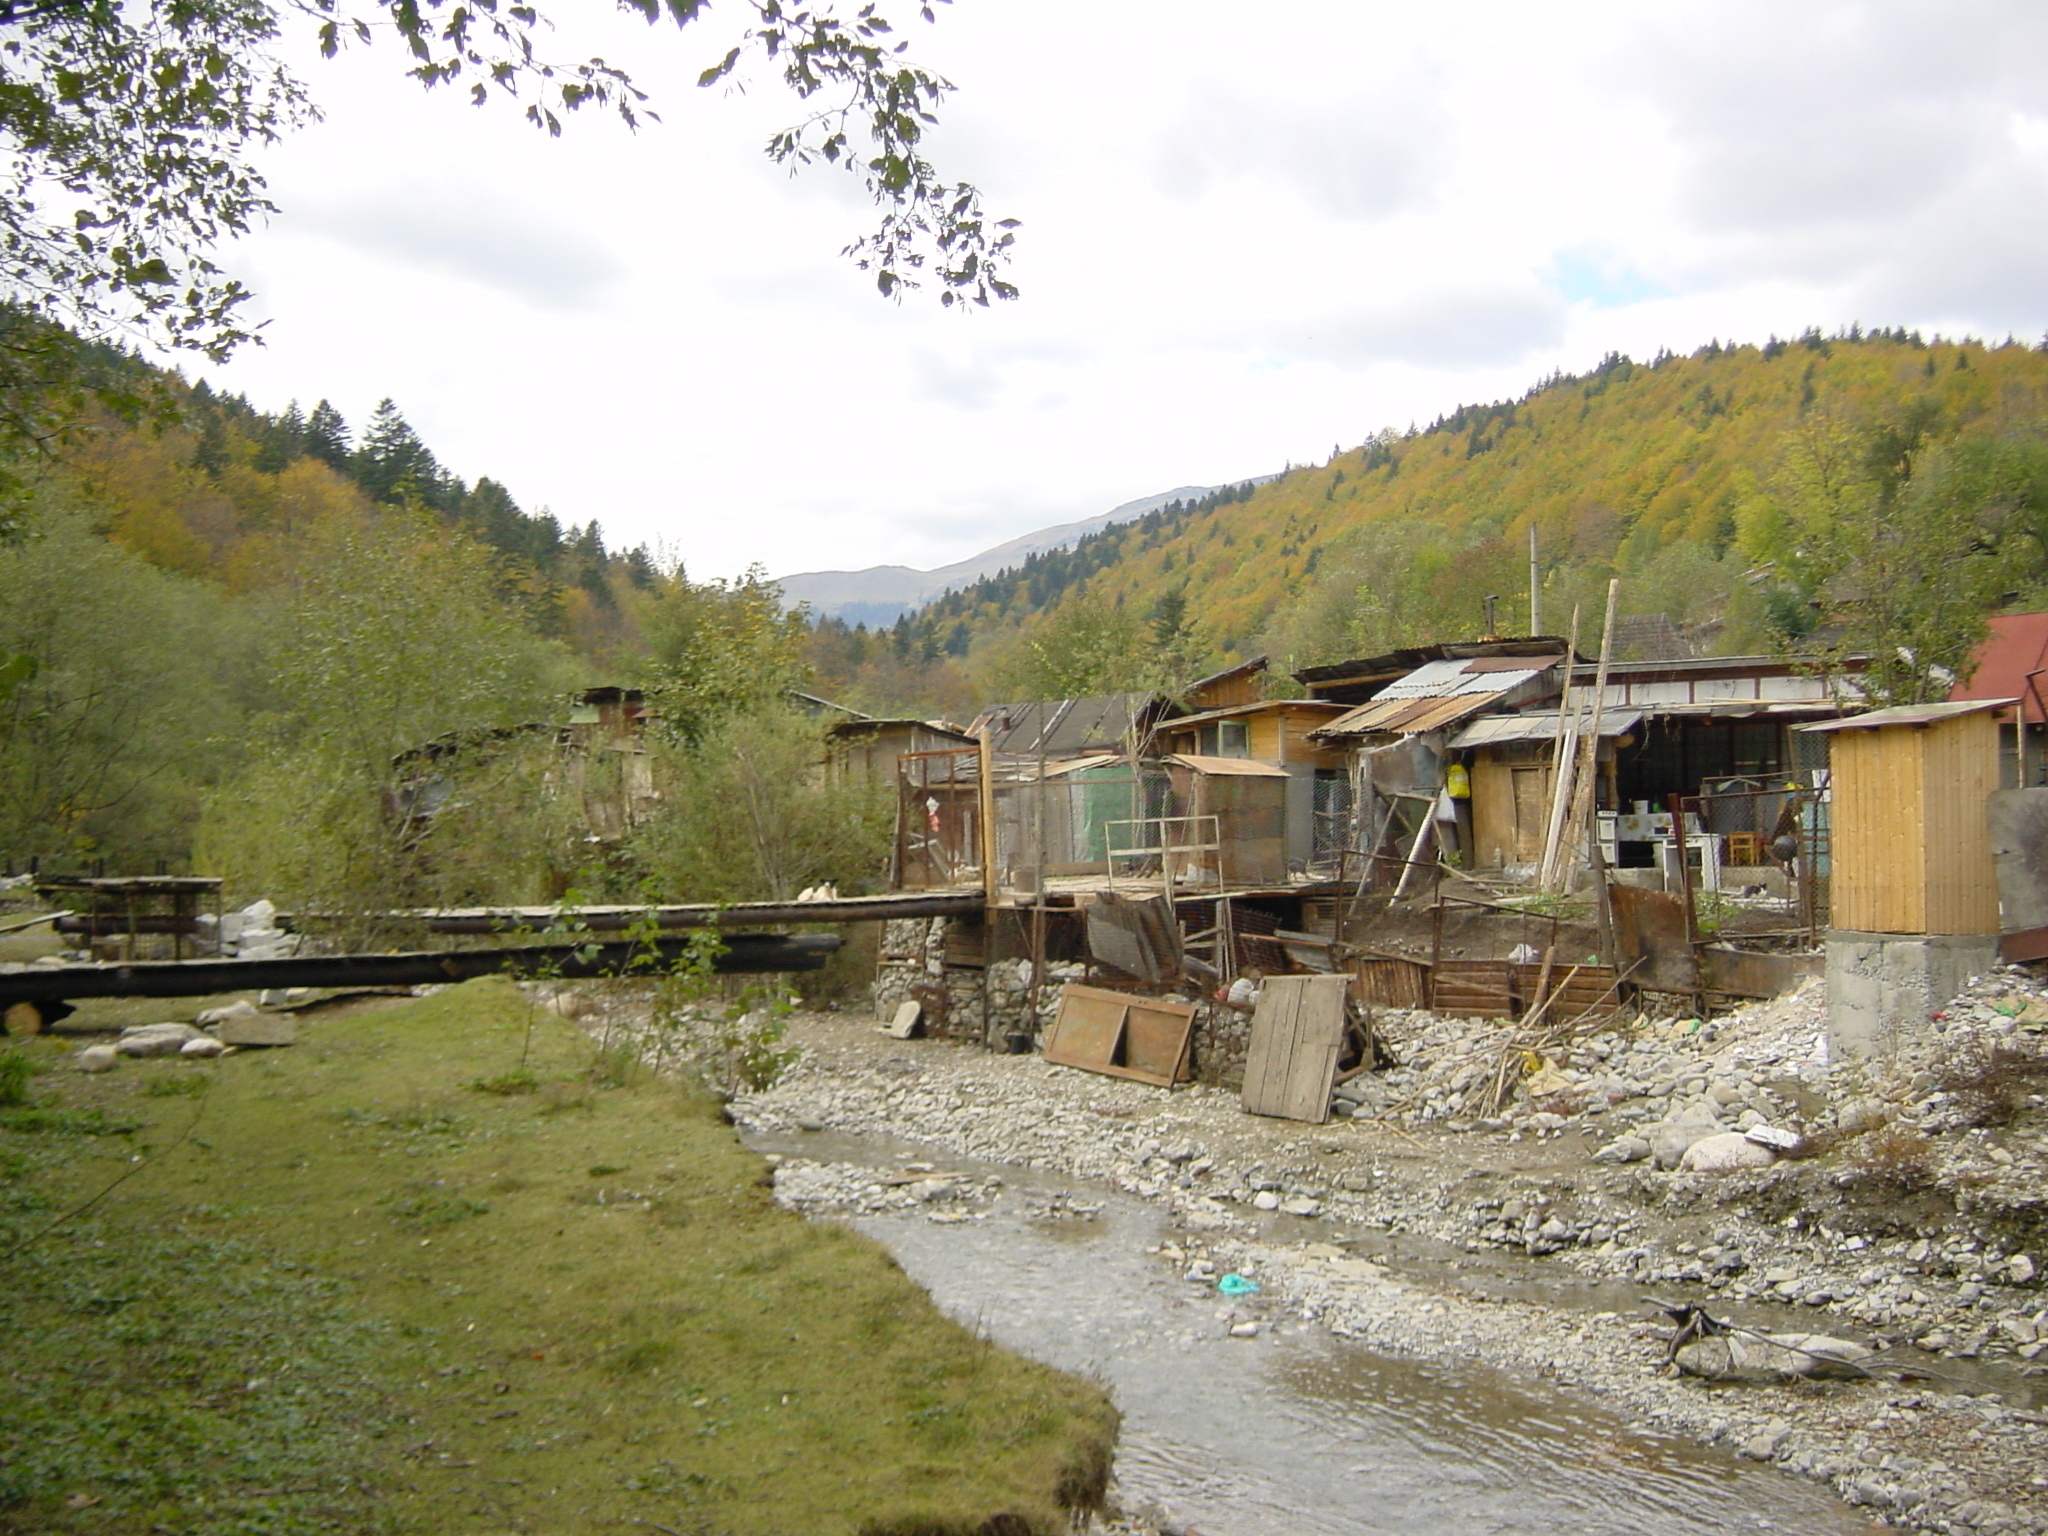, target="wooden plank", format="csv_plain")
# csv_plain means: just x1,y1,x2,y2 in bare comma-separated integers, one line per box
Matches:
1242,974,1348,1123
1043,984,1128,1072
1119,998,1198,1085
1352,956,1428,1009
